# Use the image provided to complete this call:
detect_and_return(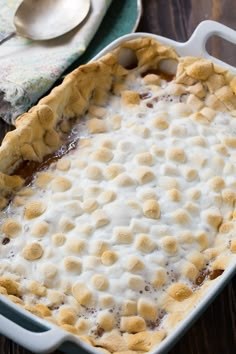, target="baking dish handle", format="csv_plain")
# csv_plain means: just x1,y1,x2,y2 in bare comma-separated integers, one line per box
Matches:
182,20,236,72
0,314,77,353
